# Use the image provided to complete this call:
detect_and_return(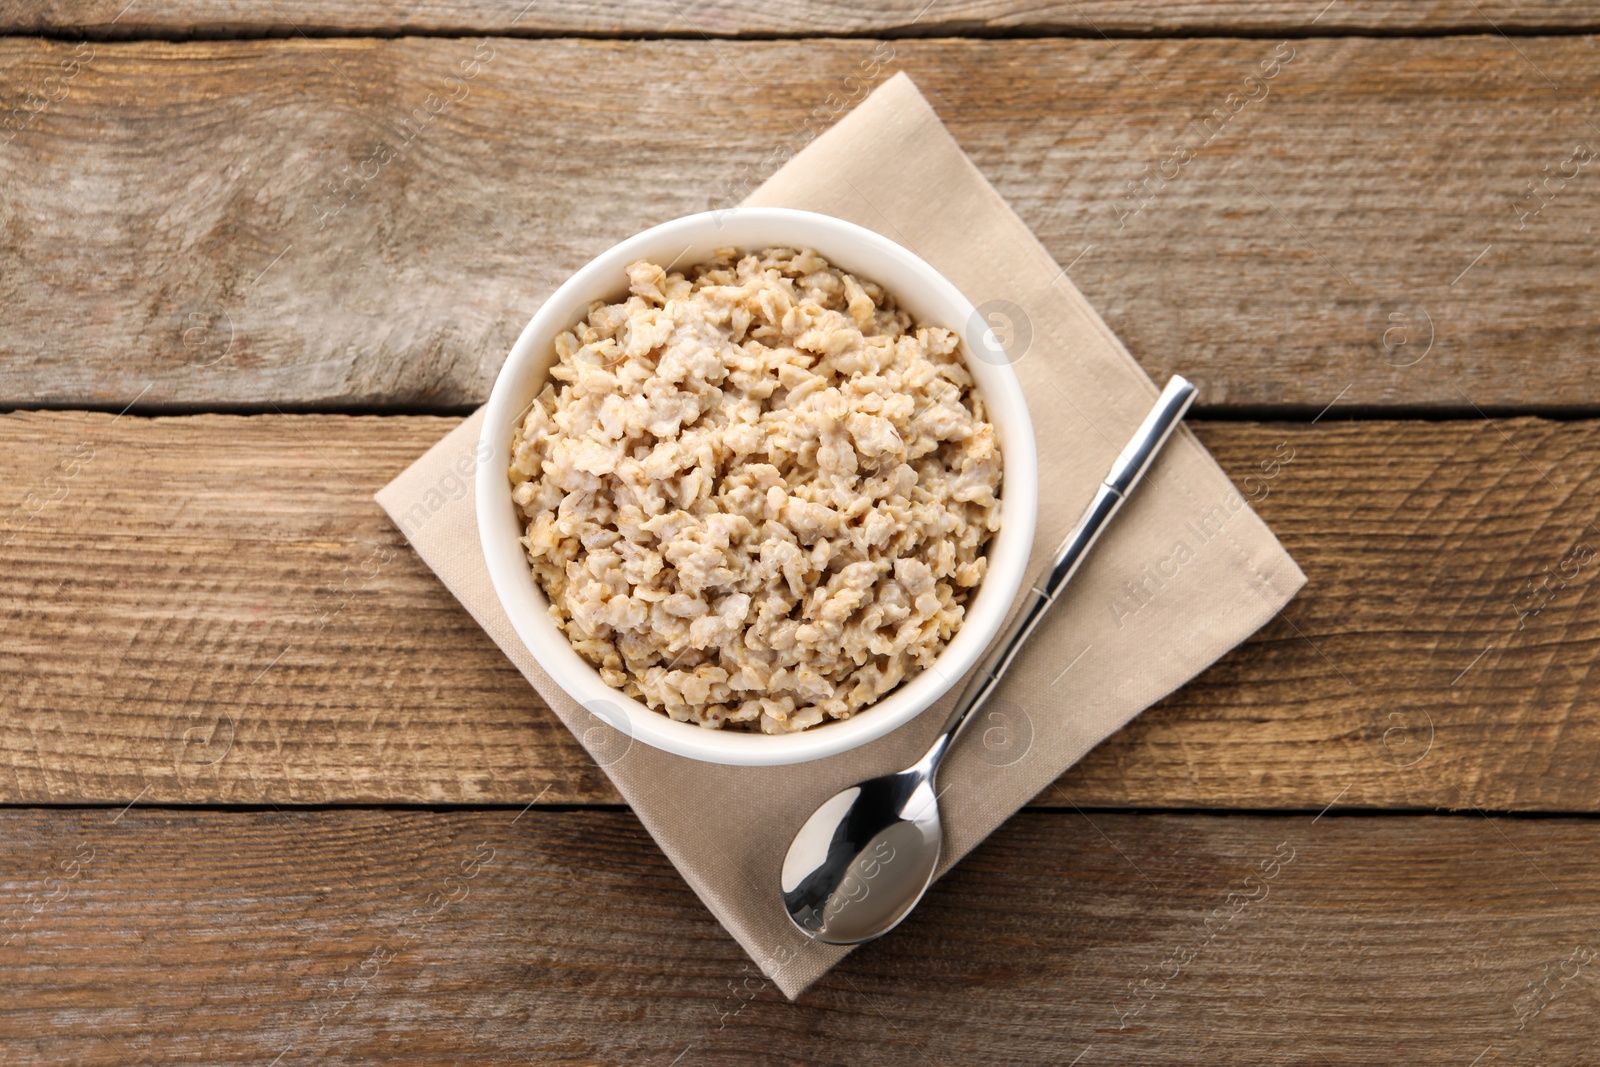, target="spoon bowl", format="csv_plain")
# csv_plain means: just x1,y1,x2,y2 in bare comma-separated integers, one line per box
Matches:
779,766,942,944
